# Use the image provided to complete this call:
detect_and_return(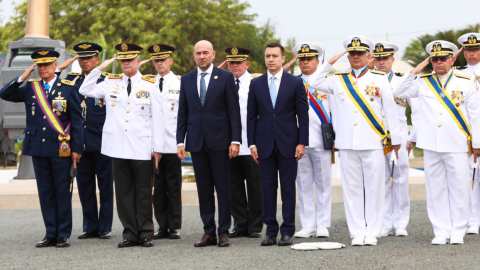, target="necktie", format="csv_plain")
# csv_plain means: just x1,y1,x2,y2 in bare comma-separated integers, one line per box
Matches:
159,78,164,92
236,78,240,91
44,83,50,96
269,76,277,108
127,78,131,96
200,72,207,106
